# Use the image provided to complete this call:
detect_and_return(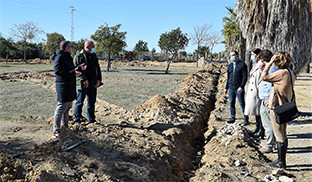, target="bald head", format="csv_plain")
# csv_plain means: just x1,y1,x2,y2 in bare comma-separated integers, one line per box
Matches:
84,40,94,53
